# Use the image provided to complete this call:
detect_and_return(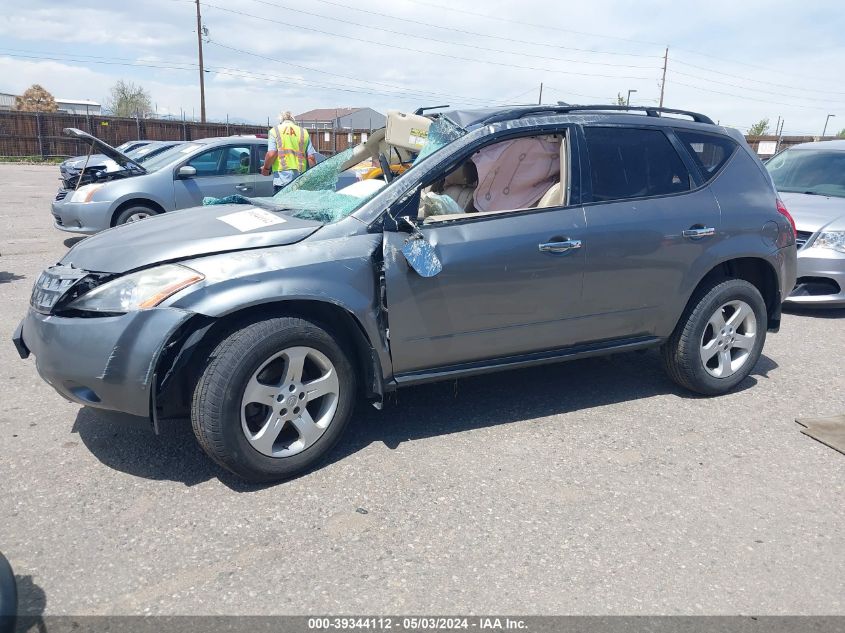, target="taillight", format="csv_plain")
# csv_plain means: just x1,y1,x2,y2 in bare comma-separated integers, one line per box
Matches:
777,197,797,238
